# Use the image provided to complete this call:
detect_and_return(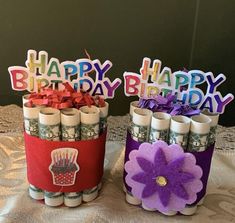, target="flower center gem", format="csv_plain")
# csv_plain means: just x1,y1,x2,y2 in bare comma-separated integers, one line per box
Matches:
156,176,167,186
